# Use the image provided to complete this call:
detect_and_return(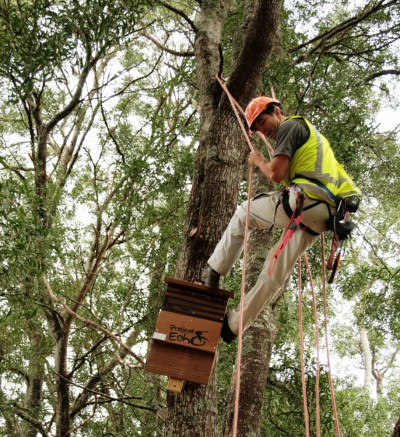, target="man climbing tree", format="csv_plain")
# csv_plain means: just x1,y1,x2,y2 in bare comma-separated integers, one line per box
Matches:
201,96,361,342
